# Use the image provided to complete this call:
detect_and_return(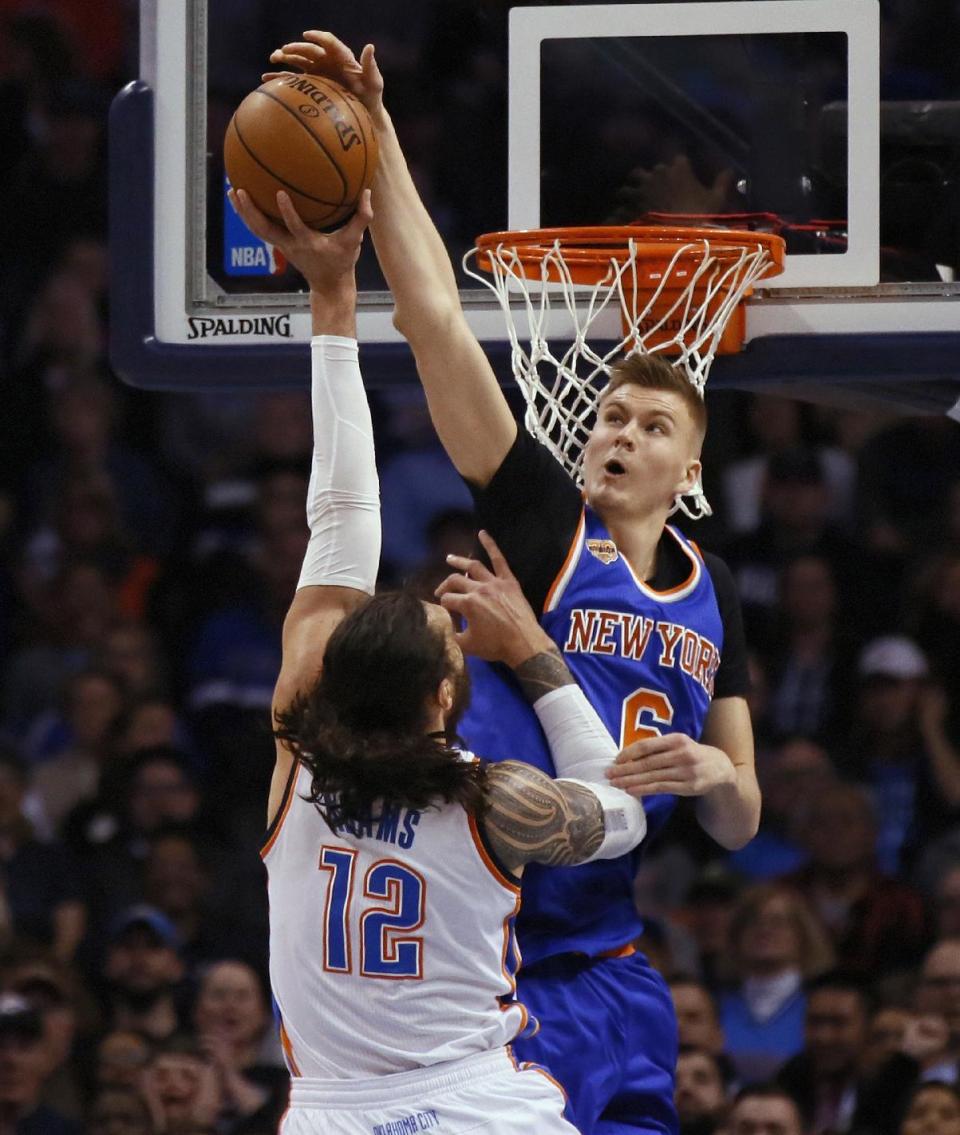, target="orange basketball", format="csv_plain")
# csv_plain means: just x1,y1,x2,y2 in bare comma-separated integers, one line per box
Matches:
224,74,378,229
